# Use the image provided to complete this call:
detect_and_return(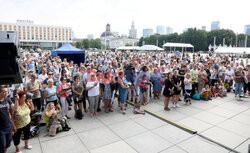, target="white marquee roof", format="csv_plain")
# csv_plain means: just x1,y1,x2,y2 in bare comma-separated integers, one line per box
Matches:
116,46,140,50
215,47,250,54
163,42,194,48
138,45,163,51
